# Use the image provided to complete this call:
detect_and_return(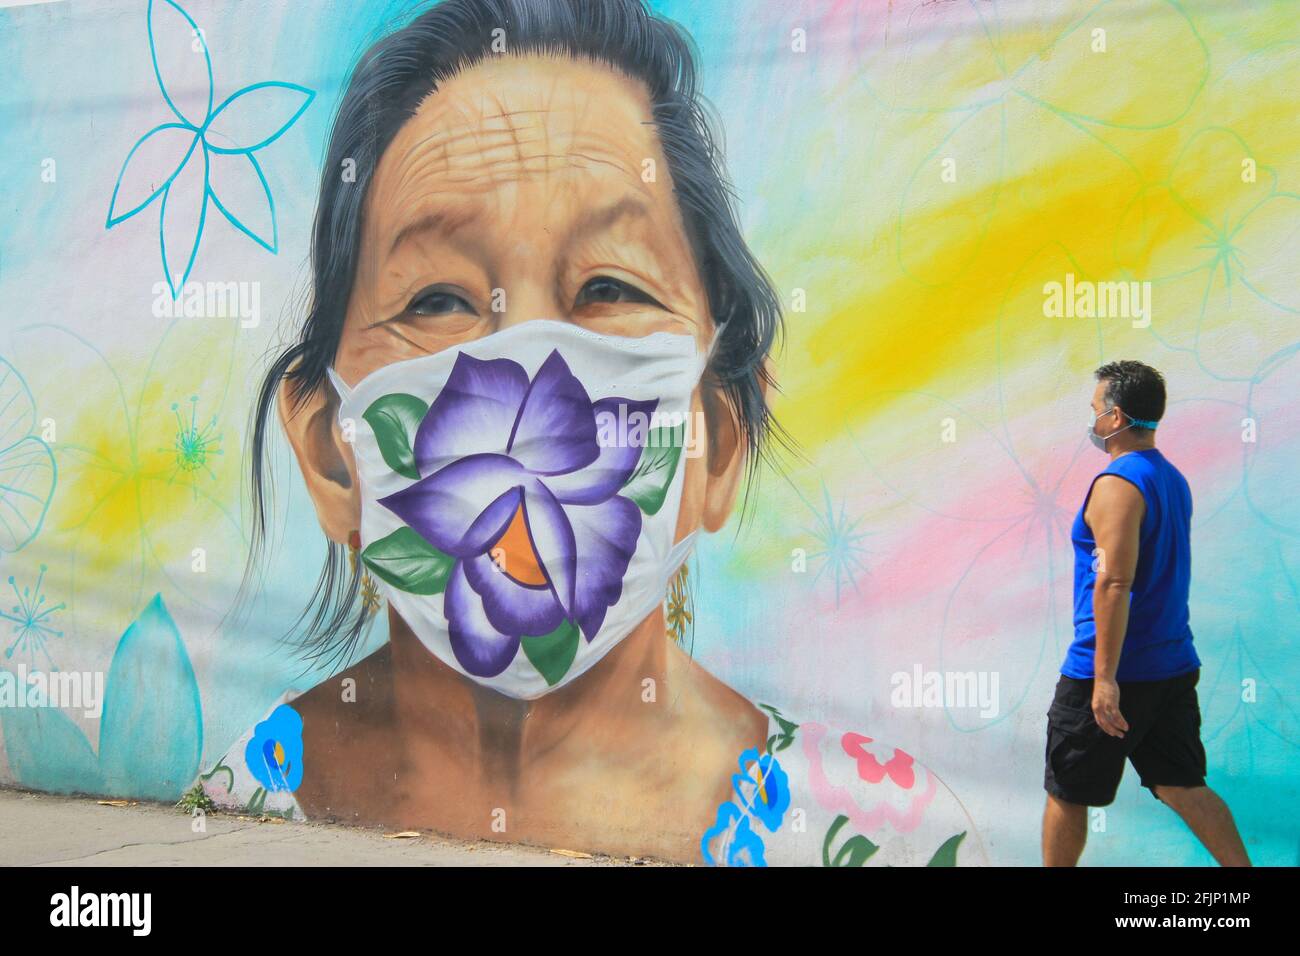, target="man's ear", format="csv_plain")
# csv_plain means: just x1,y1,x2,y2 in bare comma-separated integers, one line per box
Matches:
700,357,772,532
278,373,359,545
